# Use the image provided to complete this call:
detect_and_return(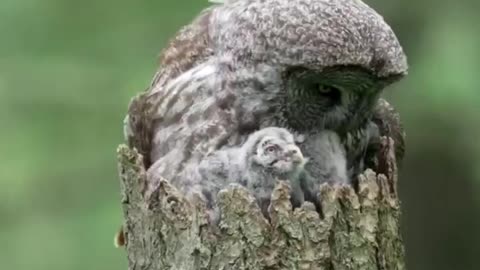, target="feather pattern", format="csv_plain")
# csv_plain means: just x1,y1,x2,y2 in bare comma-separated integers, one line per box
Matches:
126,0,407,206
